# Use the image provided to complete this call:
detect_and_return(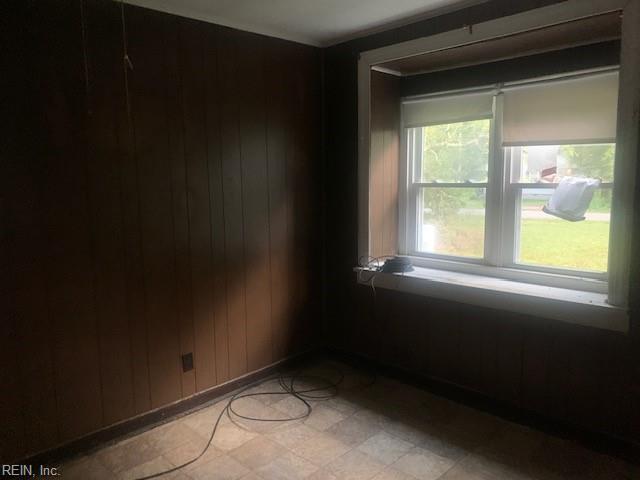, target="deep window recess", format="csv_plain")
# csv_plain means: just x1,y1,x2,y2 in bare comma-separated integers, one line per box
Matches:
400,69,619,292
